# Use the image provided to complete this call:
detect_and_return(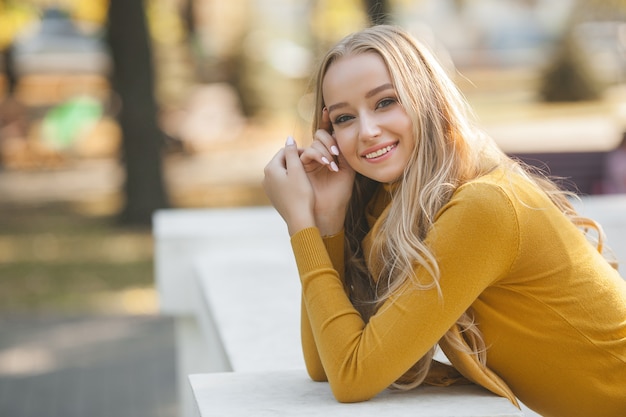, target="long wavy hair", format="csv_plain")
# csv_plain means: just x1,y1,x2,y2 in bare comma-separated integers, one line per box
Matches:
310,25,609,390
